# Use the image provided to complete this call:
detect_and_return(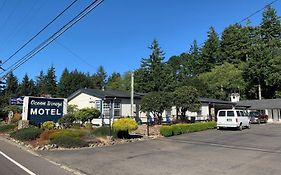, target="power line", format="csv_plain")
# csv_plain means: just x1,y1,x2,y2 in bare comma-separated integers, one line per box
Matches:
1,0,79,65
0,0,104,79
55,40,97,69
